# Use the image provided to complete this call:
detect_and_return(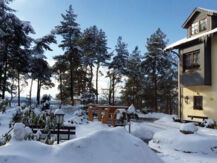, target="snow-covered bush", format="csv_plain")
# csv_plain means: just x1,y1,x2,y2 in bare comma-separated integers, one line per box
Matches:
25,126,33,140
180,123,198,134
68,109,88,125
11,108,23,125
201,119,216,128
35,130,42,141
127,104,138,119
0,133,11,146
150,129,217,154
21,103,27,110
41,94,51,110
0,99,8,113
13,123,26,140
132,126,154,141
